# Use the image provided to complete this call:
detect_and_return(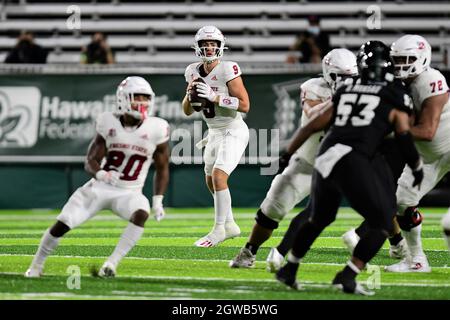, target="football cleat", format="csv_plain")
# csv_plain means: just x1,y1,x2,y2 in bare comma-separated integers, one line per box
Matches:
266,247,285,273
342,229,360,254
389,239,409,259
24,267,43,278
332,271,375,296
194,225,226,248
384,255,431,273
98,261,116,278
229,248,255,268
224,221,241,240
275,265,301,290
